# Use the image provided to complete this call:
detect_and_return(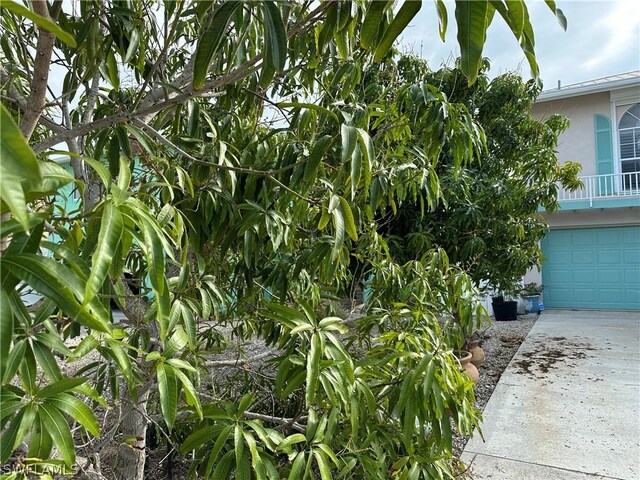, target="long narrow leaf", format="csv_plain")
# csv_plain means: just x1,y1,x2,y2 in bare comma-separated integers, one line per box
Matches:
84,202,123,305
361,0,390,48
262,1,287,72
47,392,100,437
0,0,77,47
0,255,111,333
373,1,422,62
193,1,240,90
0,105,42,230
0,288,13,381
455,0,490,83
39,403,75,466
157,363,179,431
